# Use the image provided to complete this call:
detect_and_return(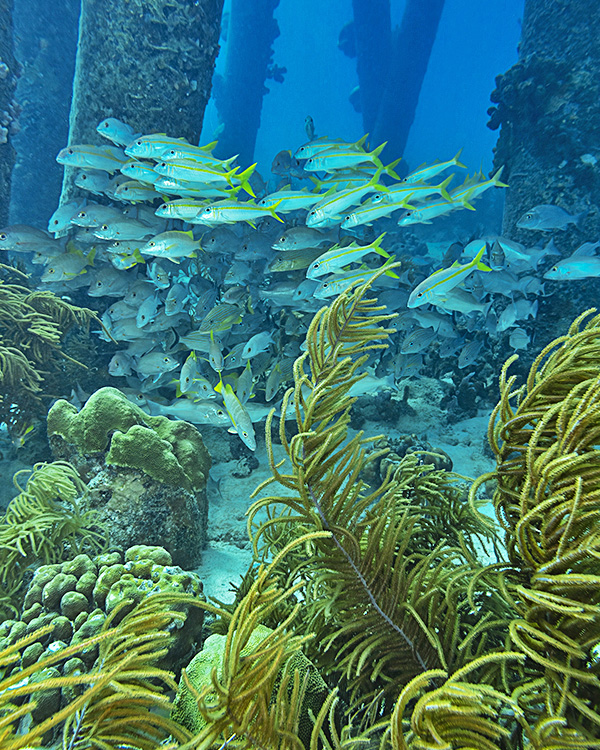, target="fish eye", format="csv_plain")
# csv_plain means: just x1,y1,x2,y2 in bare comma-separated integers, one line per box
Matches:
81,174,87,180
203,207,211,213
67,148,74,154
217,409,225,416
135,140,143,146
101,224,109,230
526,213,533,219
417,292,423,297
48,268,55,274
78,211,86,218
102,122,109,128
0,233,6,240
163,356,170,362
149,241,155,247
